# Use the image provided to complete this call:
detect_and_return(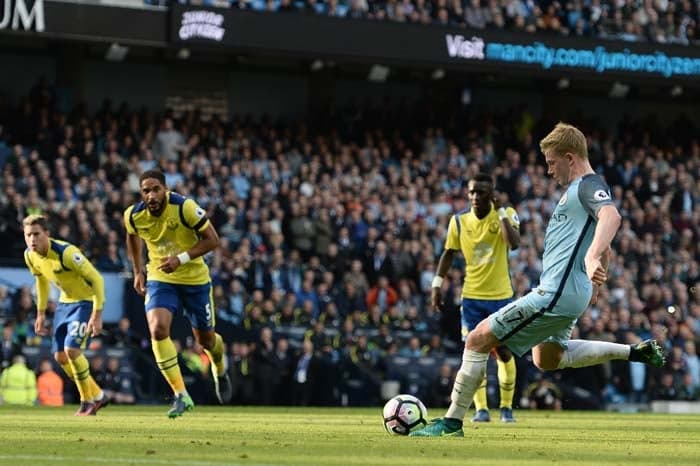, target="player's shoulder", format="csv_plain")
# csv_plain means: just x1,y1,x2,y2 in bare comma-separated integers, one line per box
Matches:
124,201,147,218
49,238,72,255
577,174,612,202
128,201,147,214
454,208,470,220
167,191,189,206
